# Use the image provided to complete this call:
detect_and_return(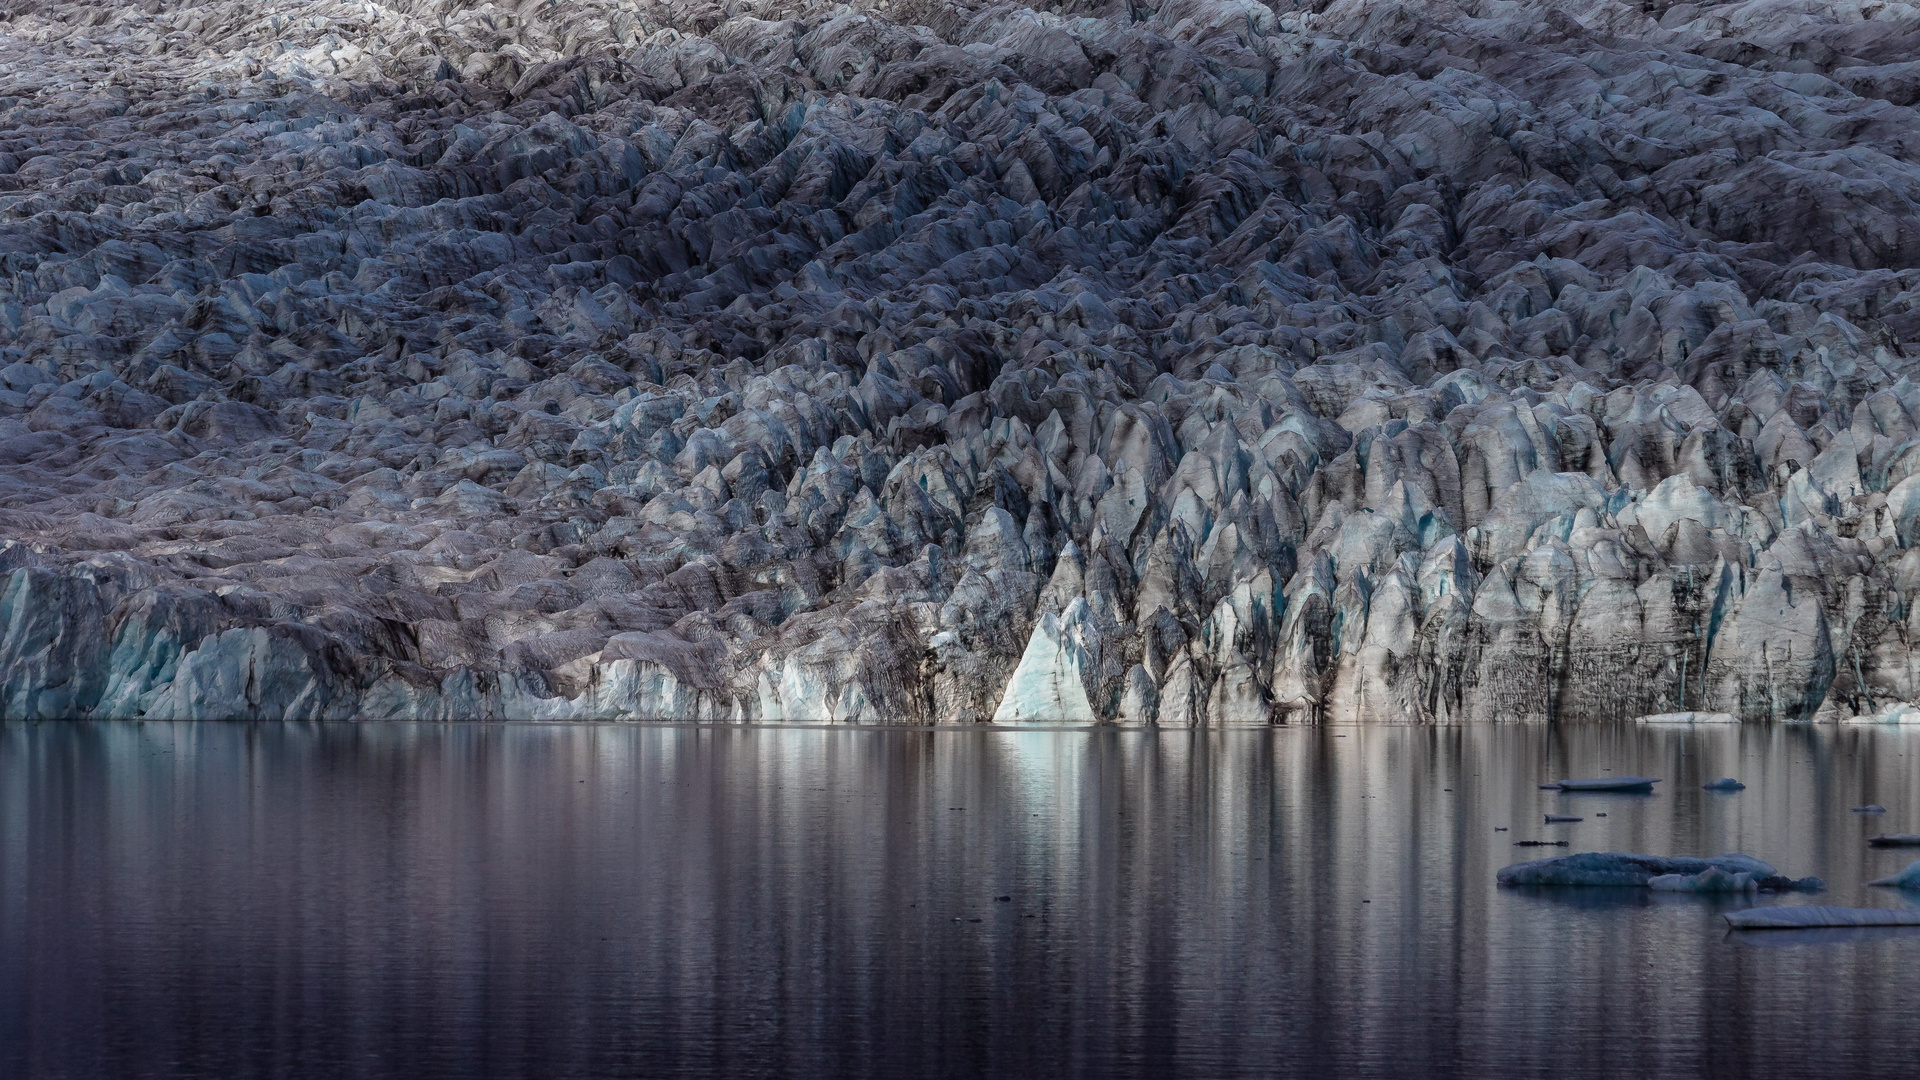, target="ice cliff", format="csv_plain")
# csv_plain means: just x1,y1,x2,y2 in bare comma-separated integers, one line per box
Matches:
5,0,1920,721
